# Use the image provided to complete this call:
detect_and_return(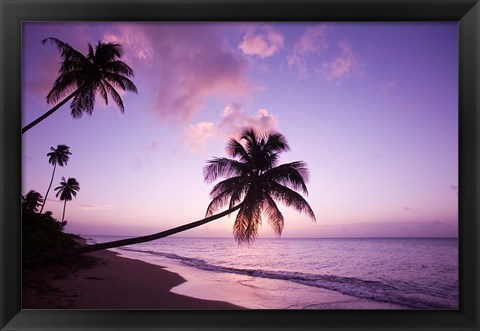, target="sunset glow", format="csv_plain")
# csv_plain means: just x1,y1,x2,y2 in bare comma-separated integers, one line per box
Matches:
22,22,458,238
